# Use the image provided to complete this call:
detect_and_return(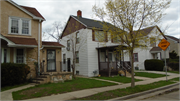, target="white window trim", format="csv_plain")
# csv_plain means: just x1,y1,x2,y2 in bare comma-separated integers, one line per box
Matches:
1,48,10,63
8,16,31,36
14,48,26,64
